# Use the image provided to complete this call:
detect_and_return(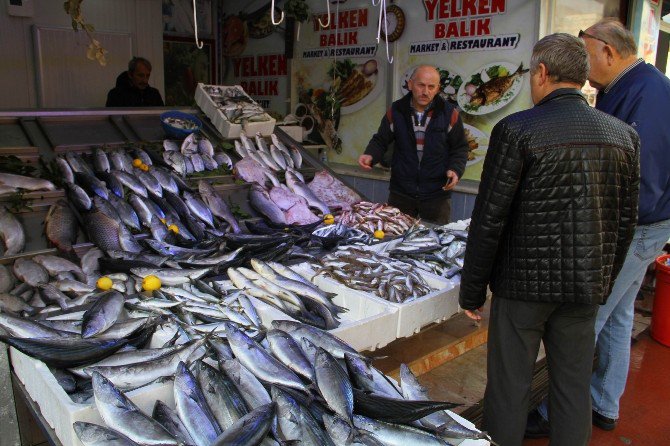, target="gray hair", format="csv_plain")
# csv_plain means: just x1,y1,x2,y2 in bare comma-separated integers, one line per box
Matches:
587,18,638,58
530,33,589,86
128,57,152,73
